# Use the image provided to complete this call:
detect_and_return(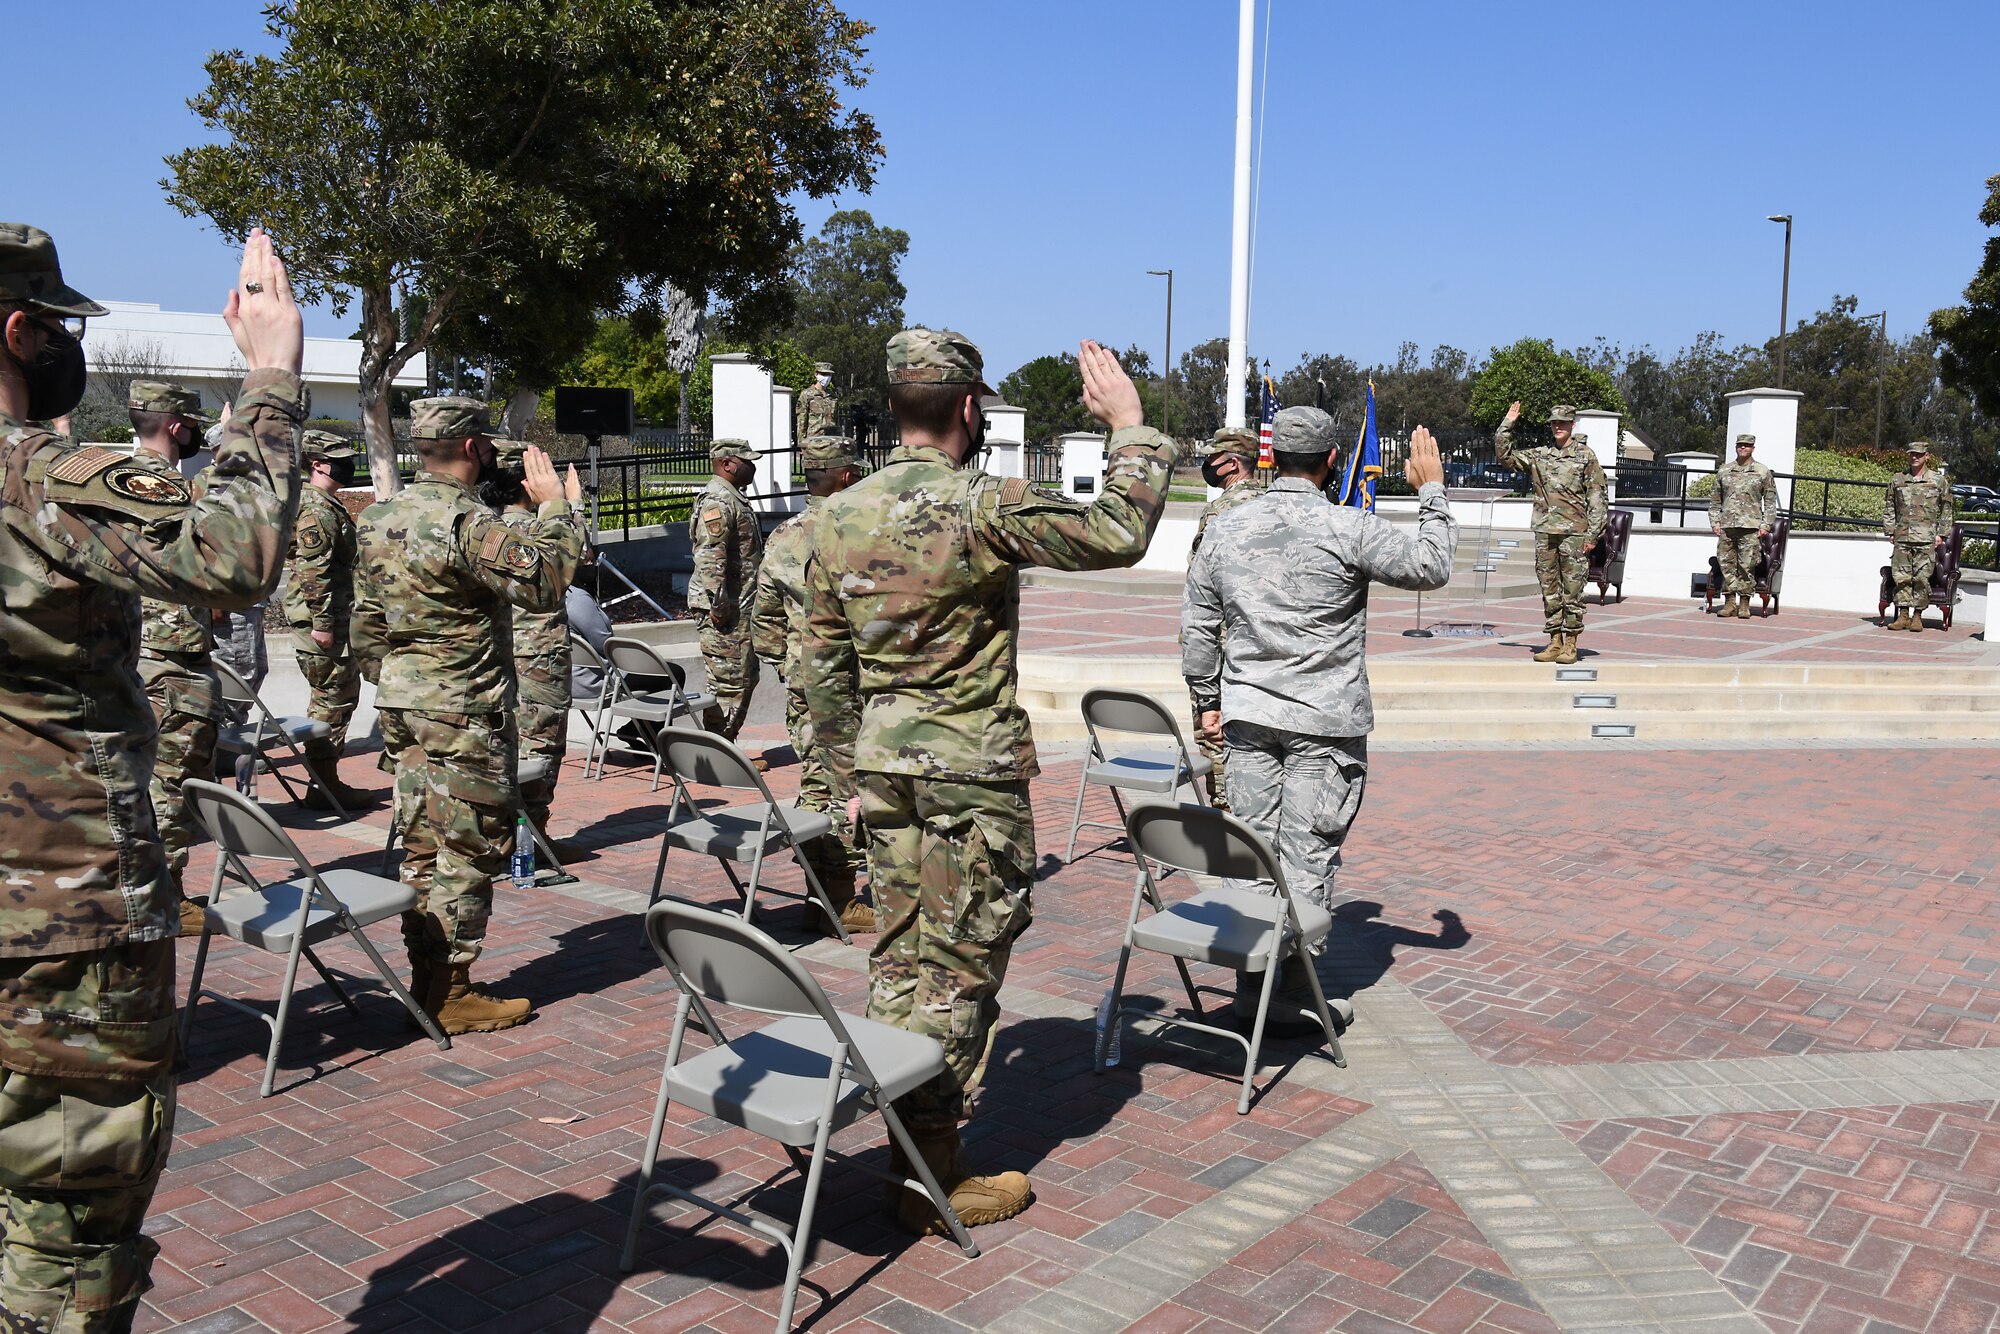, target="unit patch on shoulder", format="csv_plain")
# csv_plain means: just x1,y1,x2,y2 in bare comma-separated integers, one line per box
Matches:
105,466,192,507
297,523,327,553
476,525,541,577
43,446,126,486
